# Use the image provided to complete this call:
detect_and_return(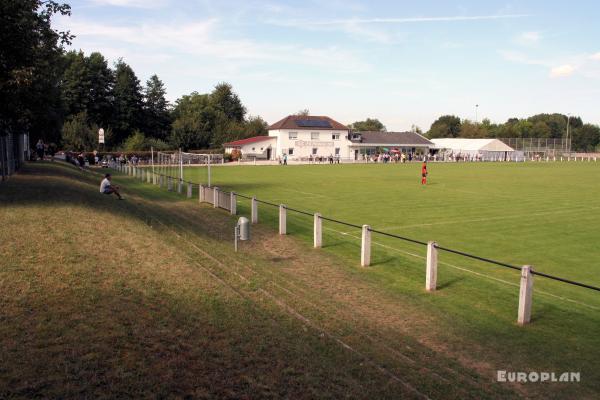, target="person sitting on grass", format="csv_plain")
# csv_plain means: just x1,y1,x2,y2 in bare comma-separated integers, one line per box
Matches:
100,173,123,199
